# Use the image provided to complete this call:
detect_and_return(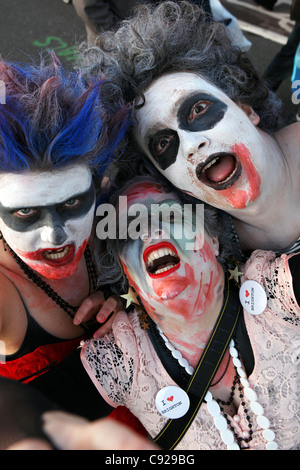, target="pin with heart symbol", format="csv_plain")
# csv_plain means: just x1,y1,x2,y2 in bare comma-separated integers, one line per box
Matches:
155,385,190,419
239,280,267,315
